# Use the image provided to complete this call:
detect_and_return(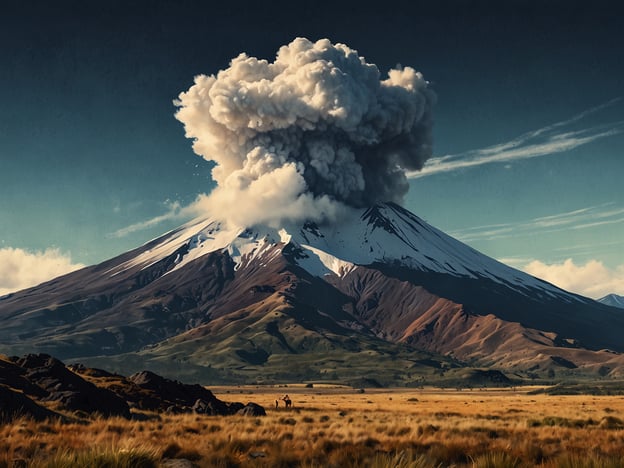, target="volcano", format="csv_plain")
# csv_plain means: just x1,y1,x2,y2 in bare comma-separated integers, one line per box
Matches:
1,203,623,384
